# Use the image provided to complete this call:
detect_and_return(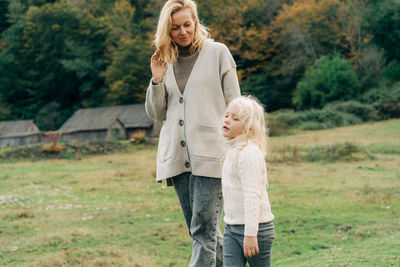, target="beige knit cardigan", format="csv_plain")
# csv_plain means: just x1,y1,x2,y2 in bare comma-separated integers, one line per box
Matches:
145,40,241,181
